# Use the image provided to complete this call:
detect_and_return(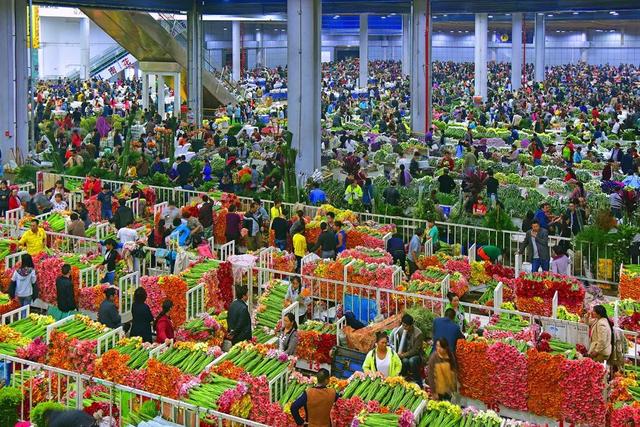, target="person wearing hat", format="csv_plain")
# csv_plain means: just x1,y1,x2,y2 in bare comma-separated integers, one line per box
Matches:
477,245,502,263
98,287,121,329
